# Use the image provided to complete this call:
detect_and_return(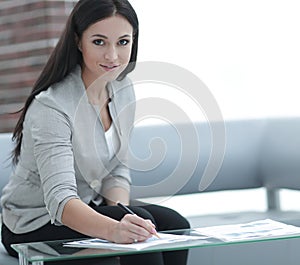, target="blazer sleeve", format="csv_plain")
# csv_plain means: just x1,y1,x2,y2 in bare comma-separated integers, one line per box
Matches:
28,100,79,225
